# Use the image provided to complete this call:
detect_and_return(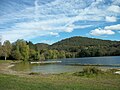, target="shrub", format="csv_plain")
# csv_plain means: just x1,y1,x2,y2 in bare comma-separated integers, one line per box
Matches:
83,66,102,74
74,66,103,76
29,72,40,75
